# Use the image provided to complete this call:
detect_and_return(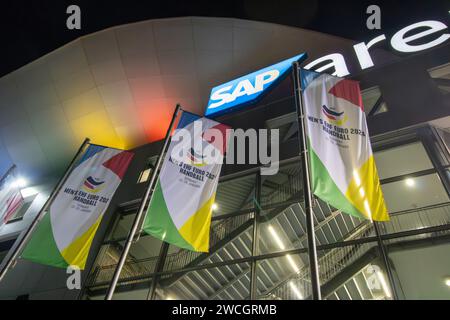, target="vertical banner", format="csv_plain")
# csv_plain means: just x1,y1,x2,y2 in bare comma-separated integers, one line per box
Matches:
0,168,24,227
22,145,134,269
302,69,389,221
142,112,230,252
